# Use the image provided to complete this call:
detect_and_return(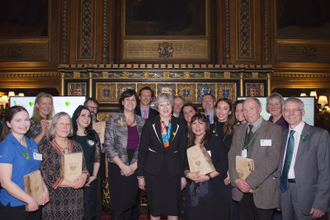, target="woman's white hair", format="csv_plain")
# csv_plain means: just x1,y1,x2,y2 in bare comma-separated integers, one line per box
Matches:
154,93,173,110
48,112,73,140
